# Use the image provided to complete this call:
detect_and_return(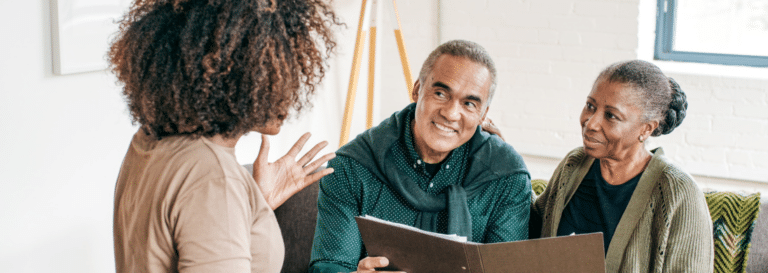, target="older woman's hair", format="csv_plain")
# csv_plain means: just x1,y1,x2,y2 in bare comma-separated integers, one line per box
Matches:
109,0,340,139
418,40,497,102
595,60,688,136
